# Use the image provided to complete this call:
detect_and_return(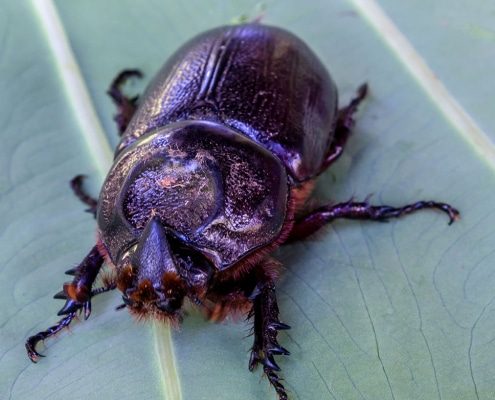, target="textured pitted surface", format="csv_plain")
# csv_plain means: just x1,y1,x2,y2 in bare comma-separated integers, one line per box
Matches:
98,121,288,269
118,23,338,182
